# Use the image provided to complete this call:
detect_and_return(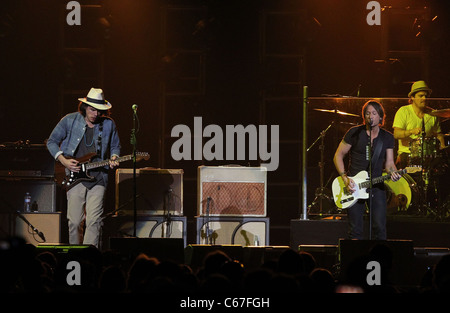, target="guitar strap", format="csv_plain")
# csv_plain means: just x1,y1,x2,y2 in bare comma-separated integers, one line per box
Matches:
96,121,103,157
